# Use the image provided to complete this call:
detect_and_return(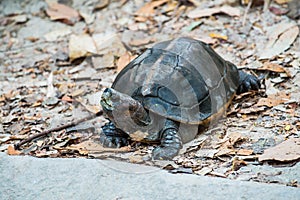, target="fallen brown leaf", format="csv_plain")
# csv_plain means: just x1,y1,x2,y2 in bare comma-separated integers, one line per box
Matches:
45,1,80,25
61,95,73,102
269,6,288,15
195,149,219,158
215,148,234,157
219,132,245,148
7,145,22,155
94,0,110,10
66,139,131,155
69,34,97,61
259,138,300,162
237,106,266,114
117,52,137,72
232,158,247,171
135,0,169,16
129,155,144,163
71,89,85,97
76,97,101,114
274,0,290,4
187,5,240,19
92,33,126,56
257,62,286,73
209,171,227,178
194,167,213,176
259,22,299,59
129,38,155,47
236,149,253,156
44,28,72,42
256,91,290,107
209,32,228,41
